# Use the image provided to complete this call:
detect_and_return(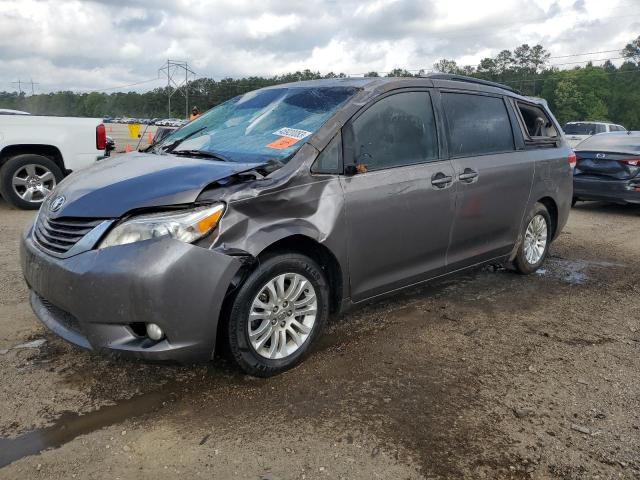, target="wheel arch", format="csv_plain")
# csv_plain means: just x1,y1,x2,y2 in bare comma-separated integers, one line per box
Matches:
255,234,344,315
0,144,66,174
537,196,558,240
215,233,345,359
